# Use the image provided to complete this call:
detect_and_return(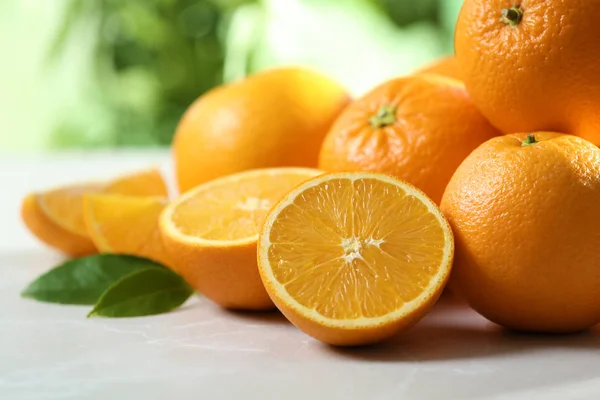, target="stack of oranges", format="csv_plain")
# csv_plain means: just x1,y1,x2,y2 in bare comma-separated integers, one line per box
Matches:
22,0,600,346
